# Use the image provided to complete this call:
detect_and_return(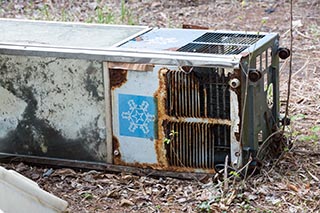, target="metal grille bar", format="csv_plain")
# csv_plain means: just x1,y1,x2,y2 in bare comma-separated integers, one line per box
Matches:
166,68,230,119
165,122,230,169
194,32,264,45
177,43,247,55
177,32,264,55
